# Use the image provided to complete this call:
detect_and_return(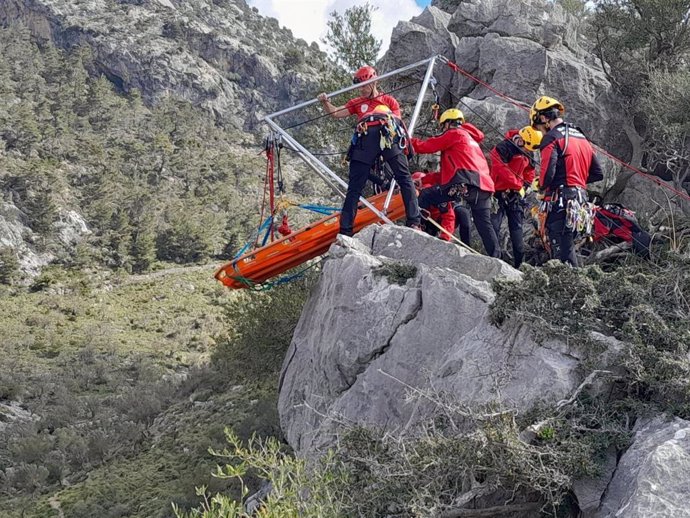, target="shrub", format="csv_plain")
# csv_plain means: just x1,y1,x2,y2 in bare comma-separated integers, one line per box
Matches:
0,247,20,285
212,271,317,382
